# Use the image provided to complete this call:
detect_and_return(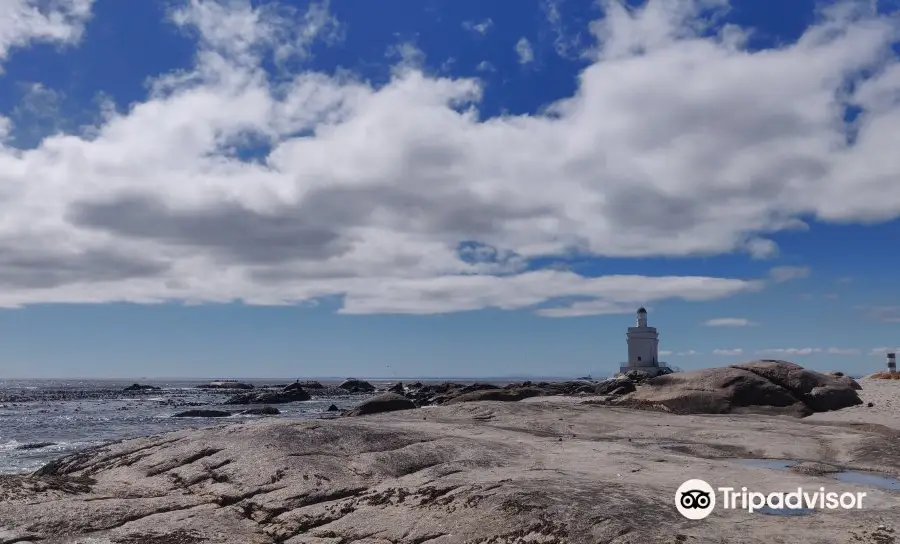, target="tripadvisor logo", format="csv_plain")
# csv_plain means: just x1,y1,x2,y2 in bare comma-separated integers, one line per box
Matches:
675,479,867,519
675,479,716,520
